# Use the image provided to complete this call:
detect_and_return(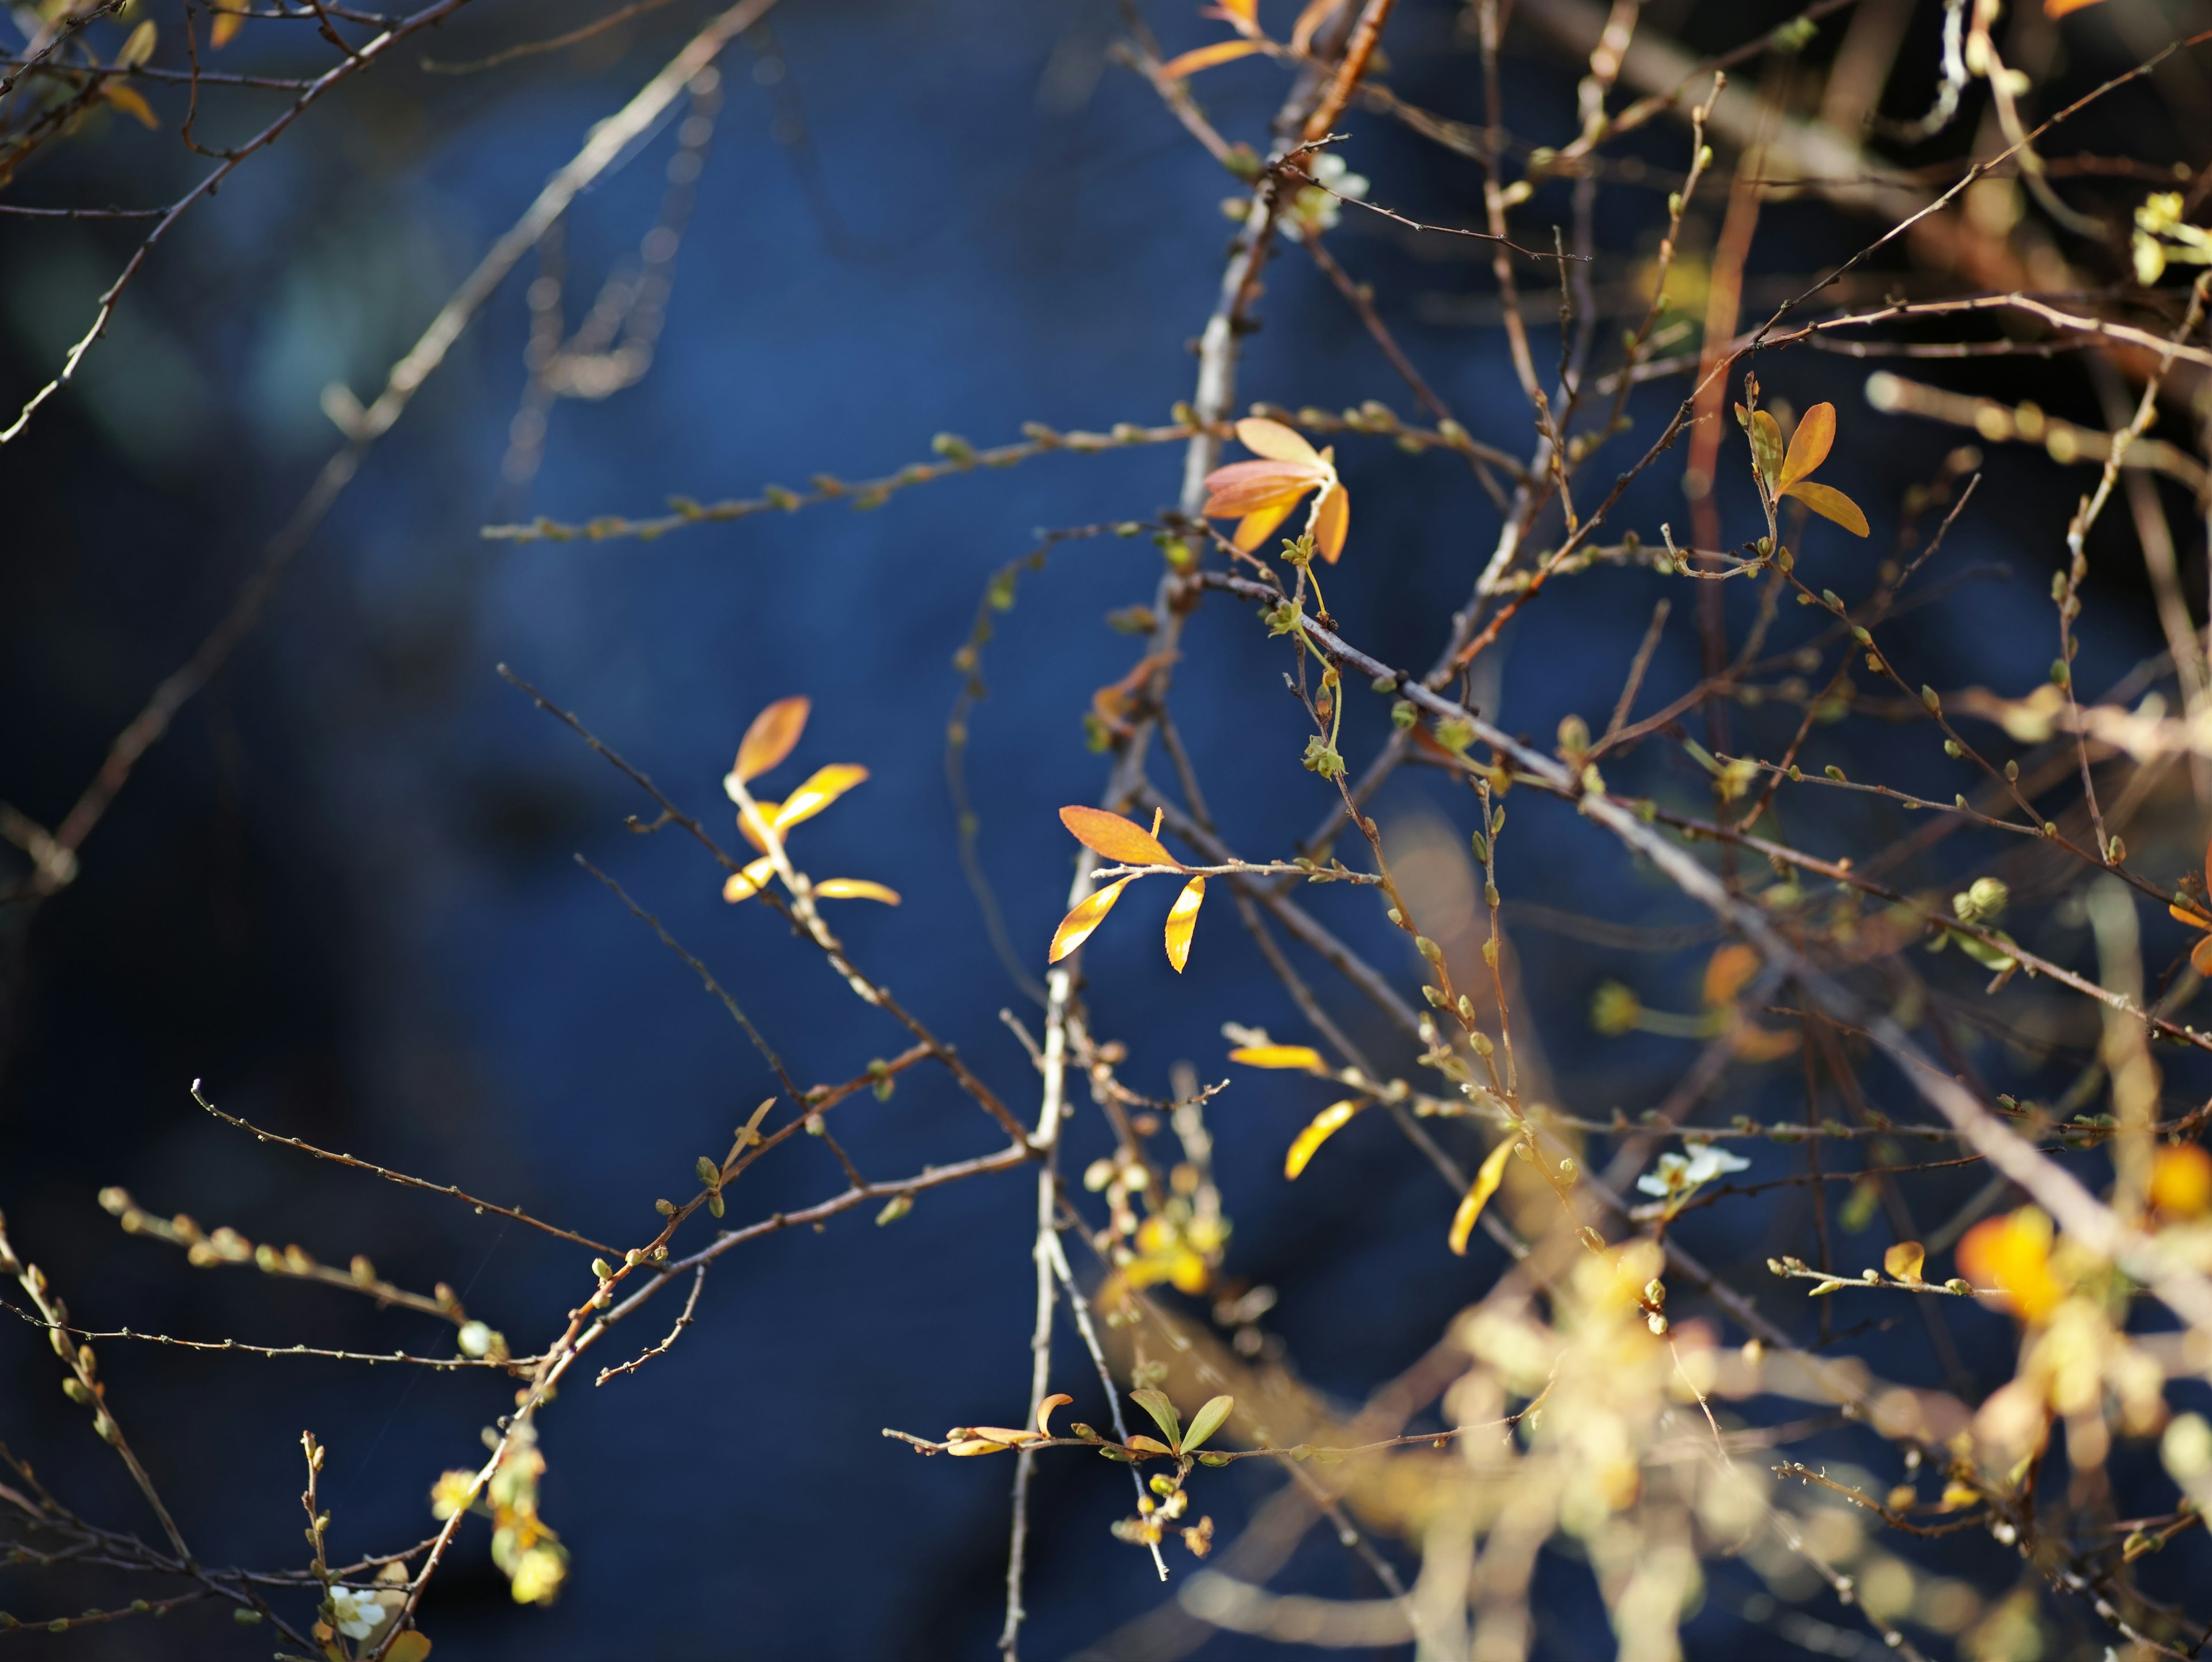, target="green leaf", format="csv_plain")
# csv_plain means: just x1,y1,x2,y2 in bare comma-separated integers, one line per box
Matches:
1181,1394,1234,1453
1749,409,1785,490
1128,1388,1183,1451
1782,480,1869,537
